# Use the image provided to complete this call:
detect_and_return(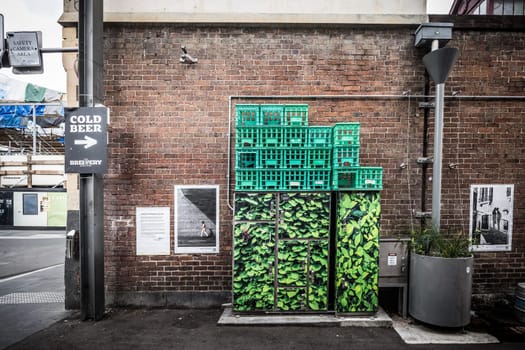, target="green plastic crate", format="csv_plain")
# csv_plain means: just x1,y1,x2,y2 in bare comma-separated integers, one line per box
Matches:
260,170,282,190
284,149,307,168
333,123,360,146
333,146,360,168
282,170,306,191
260,149,283,168
260,104,284,126
308,148,332,168
259,127,283,147
235,169,259,191
235,127,258,148
284,104,308,126
308,127,332,148
308,169,331,190
283,127,308,148
332,167,383,190
235,104,260,126
236,150,258,169
332,168,359,190
357,167,383,190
